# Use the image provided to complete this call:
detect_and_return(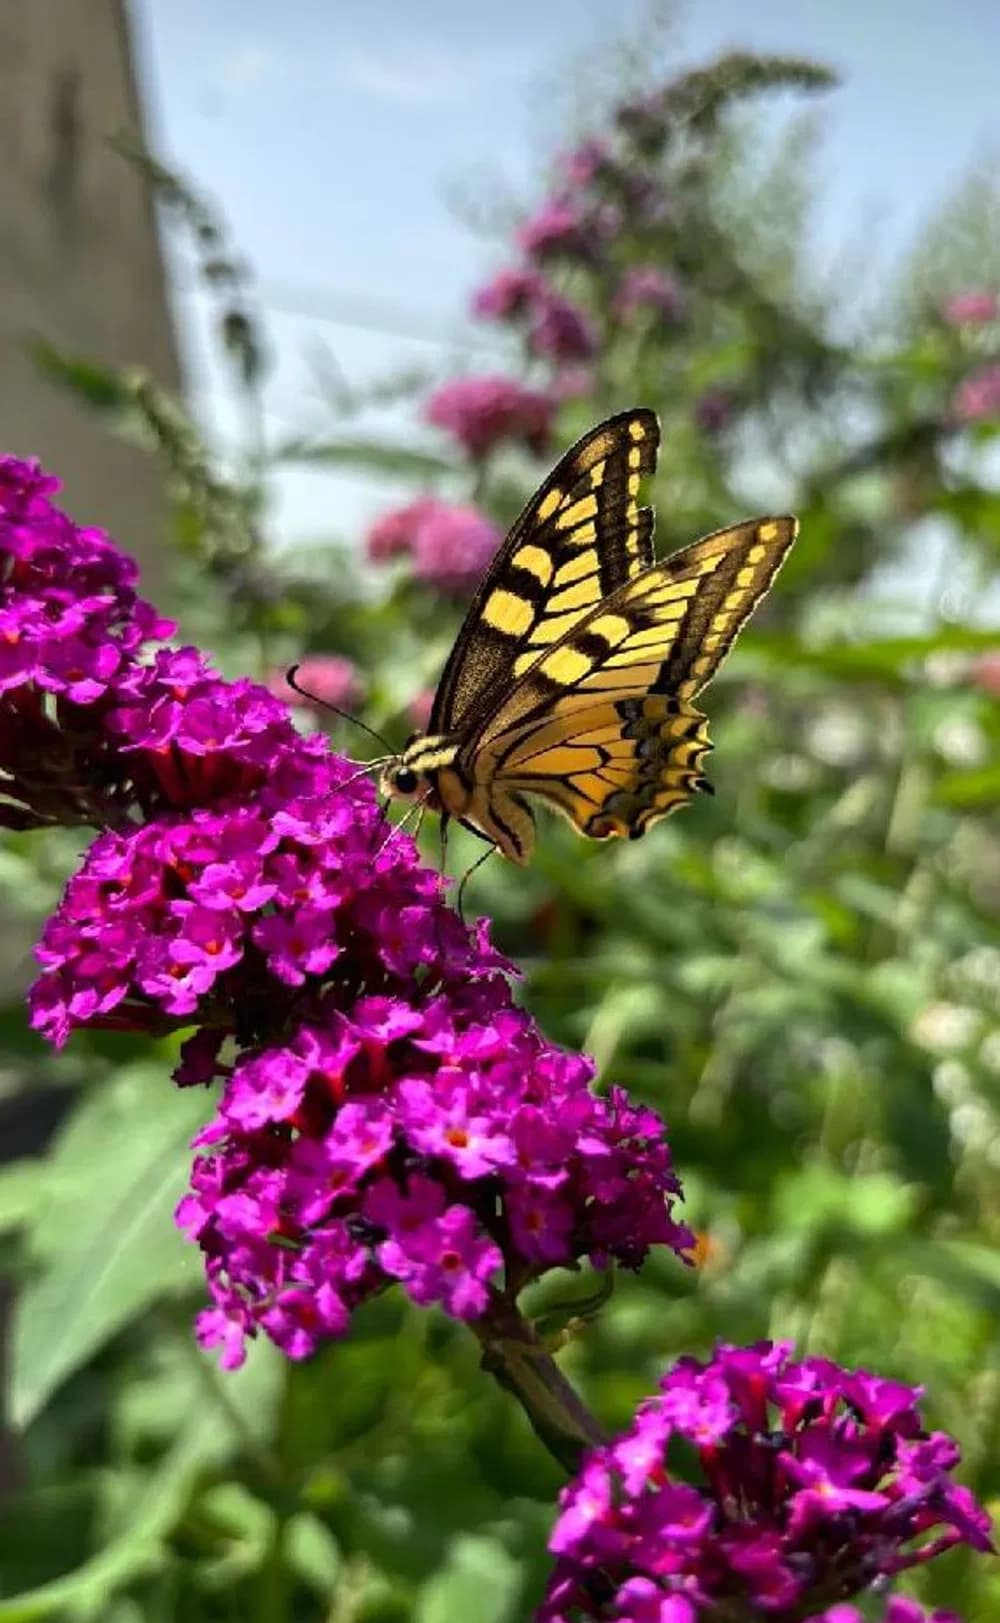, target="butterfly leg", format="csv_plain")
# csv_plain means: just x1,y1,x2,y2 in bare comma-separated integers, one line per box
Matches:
367,792,393,857
372,796,426,862
438,810,451,876
456,840,497,925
